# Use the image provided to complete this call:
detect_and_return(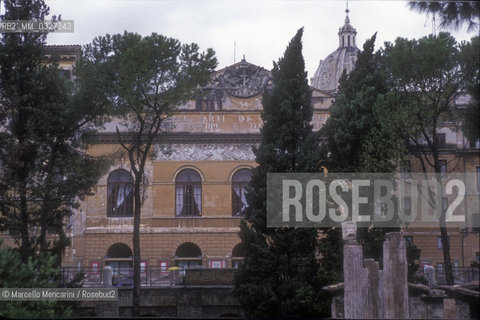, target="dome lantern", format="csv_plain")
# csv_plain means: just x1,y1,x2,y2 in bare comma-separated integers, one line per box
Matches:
311,5,360,93
338,4,357,48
